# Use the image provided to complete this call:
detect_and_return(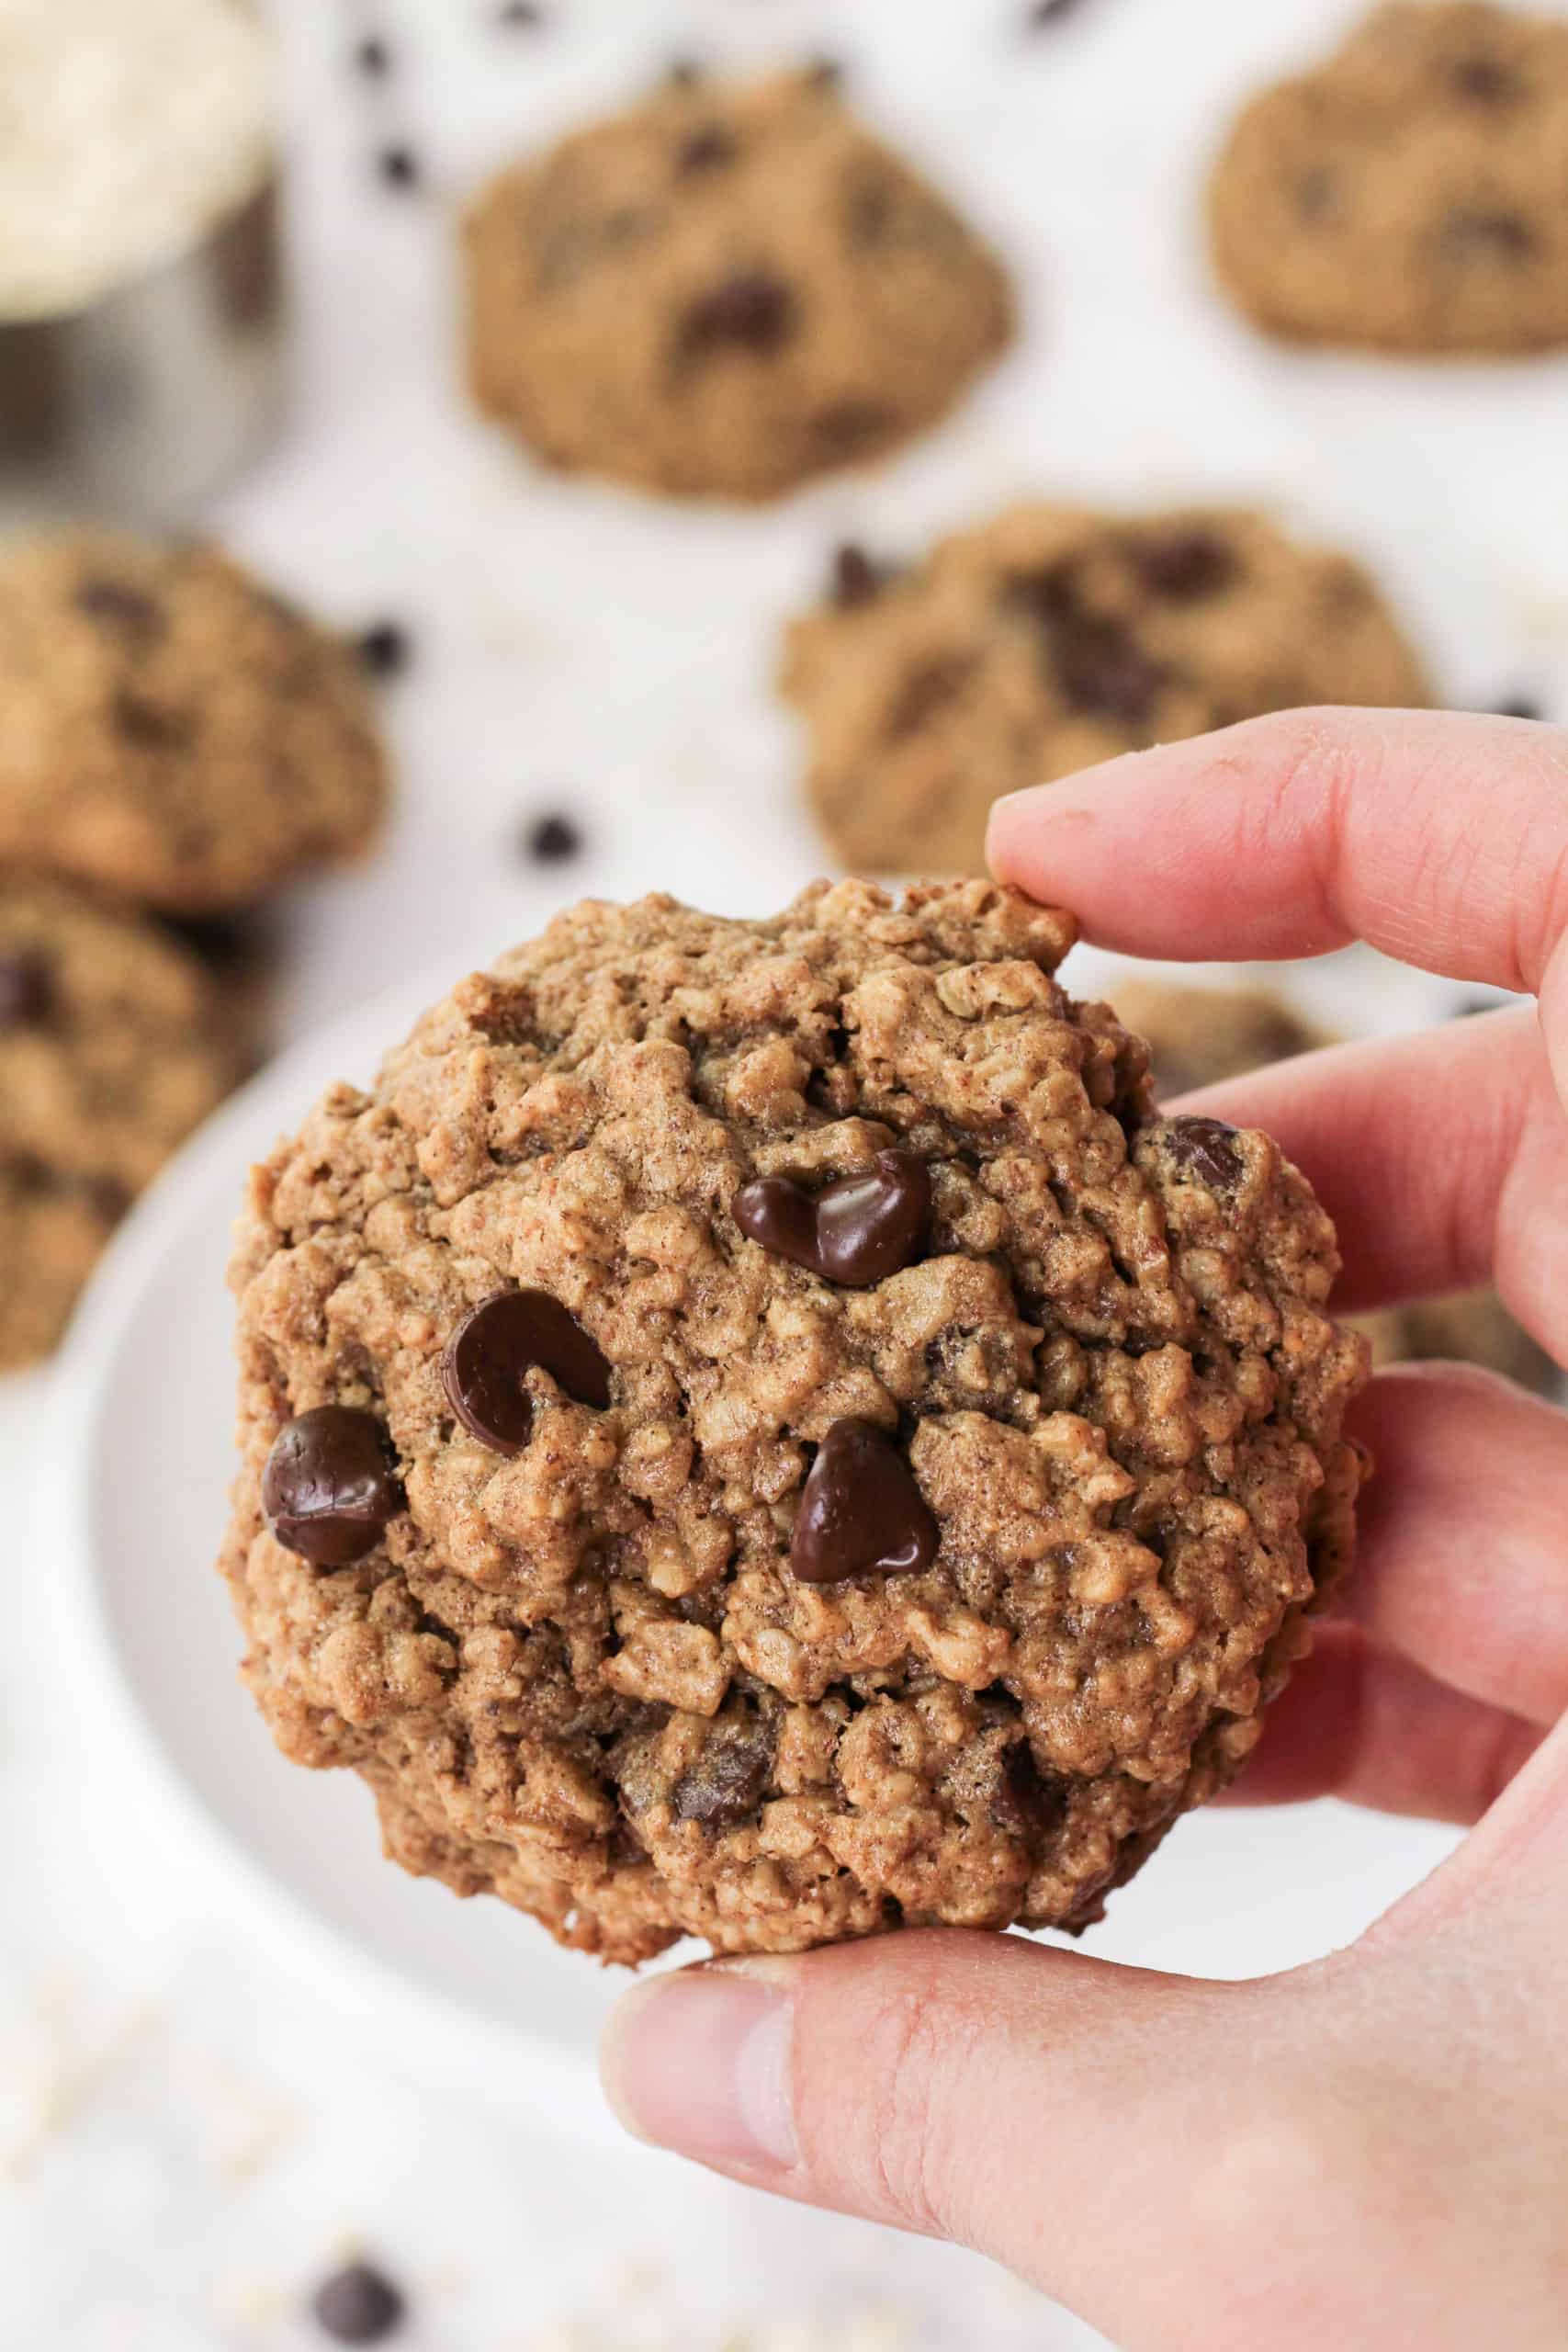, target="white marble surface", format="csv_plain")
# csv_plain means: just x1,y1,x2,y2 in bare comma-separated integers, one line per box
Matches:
6,0,1566,2344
